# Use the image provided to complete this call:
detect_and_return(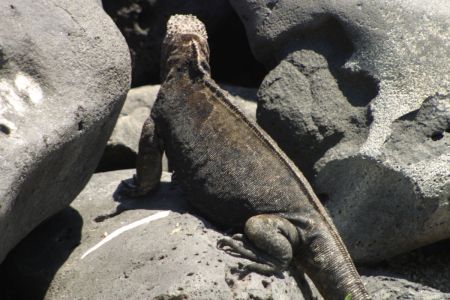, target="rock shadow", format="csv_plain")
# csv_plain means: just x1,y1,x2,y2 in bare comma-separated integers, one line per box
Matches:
257,15,380,182
96,144,137,172
208,8,266,87
0,207,82,300
108,178,234,235
360,239,450,293
102,179,190,220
